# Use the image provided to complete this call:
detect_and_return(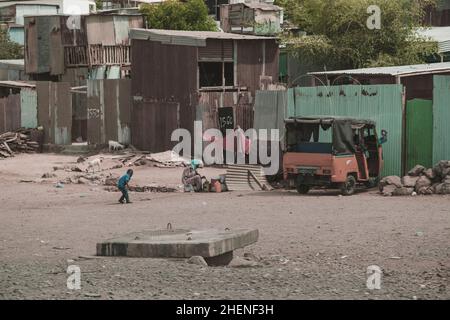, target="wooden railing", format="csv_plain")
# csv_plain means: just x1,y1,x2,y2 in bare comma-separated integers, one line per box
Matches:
64,45,131,67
